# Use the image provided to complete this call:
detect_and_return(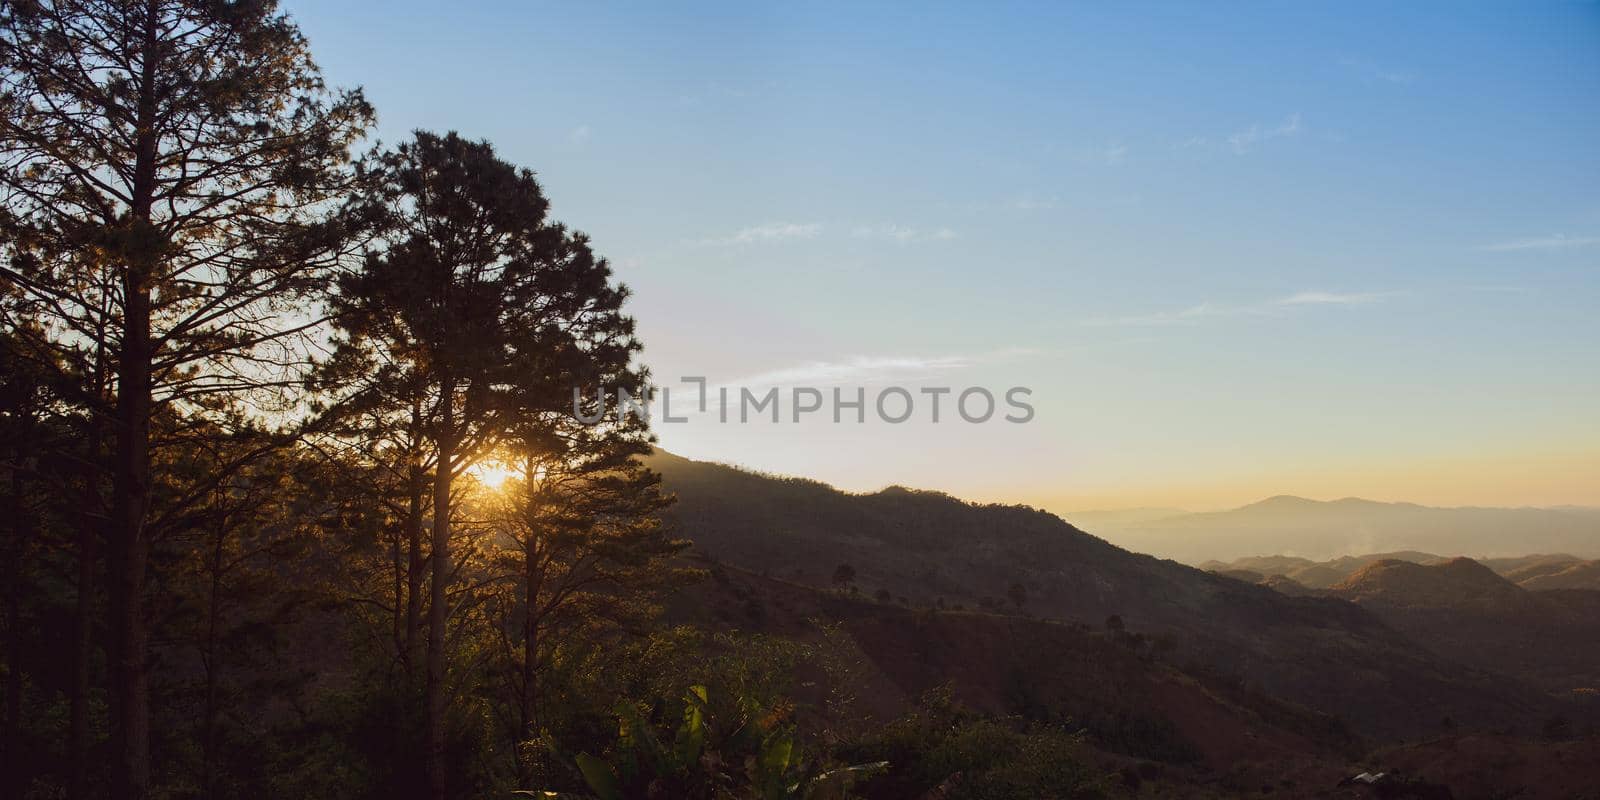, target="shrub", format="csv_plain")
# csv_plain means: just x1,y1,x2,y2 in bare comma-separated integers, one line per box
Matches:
838,690,1107,800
